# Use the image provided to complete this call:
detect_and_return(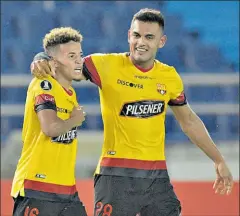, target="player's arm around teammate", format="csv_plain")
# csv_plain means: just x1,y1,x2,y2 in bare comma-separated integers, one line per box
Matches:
171,103,234,195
